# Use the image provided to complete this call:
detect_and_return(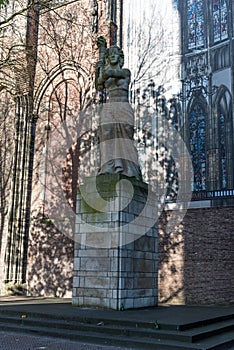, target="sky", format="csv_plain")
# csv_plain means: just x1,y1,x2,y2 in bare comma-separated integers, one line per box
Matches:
123,0,181,97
